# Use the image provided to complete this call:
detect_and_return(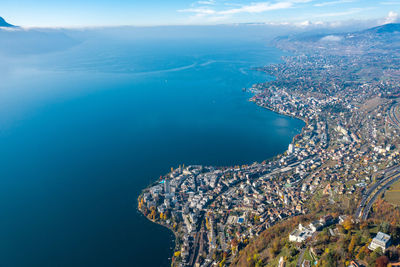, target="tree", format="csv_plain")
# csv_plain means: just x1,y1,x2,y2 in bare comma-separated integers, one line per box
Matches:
360,221,368,230
348,235,357,254
325,251,336,267
138,197,144,209
379,222,390,234
343,218,354,231
290,248,298,257
375,255,389,267
150,207,156,220
369,248,383,266
356,245,367,260
269,240,281,256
